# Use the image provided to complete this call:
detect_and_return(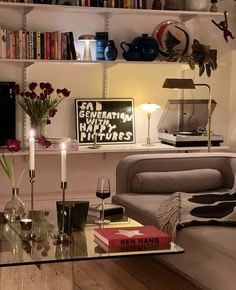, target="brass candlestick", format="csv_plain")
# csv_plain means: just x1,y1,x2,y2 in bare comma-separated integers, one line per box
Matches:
54,182,71,244
88,133,101,149
29,169,42,242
